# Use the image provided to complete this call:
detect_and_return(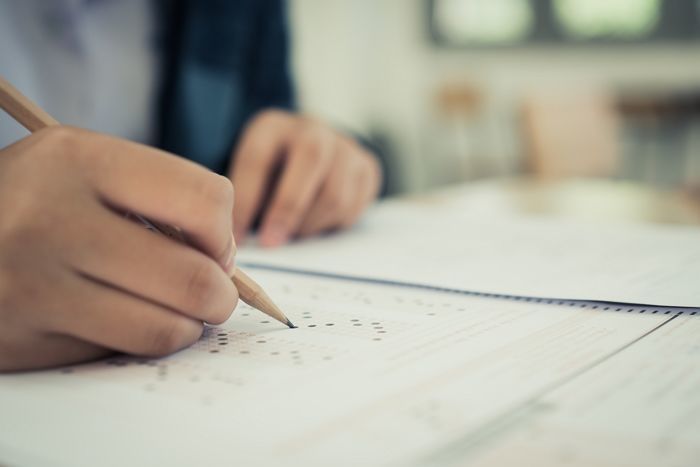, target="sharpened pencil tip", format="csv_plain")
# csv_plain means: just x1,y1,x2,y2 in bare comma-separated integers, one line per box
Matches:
286,319,297,329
